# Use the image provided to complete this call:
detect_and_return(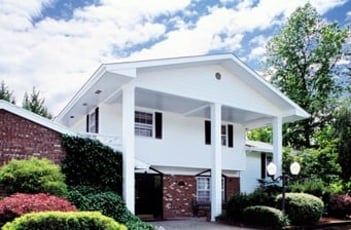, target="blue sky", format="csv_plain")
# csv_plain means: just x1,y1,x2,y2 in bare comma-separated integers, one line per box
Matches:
1,0,350,115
